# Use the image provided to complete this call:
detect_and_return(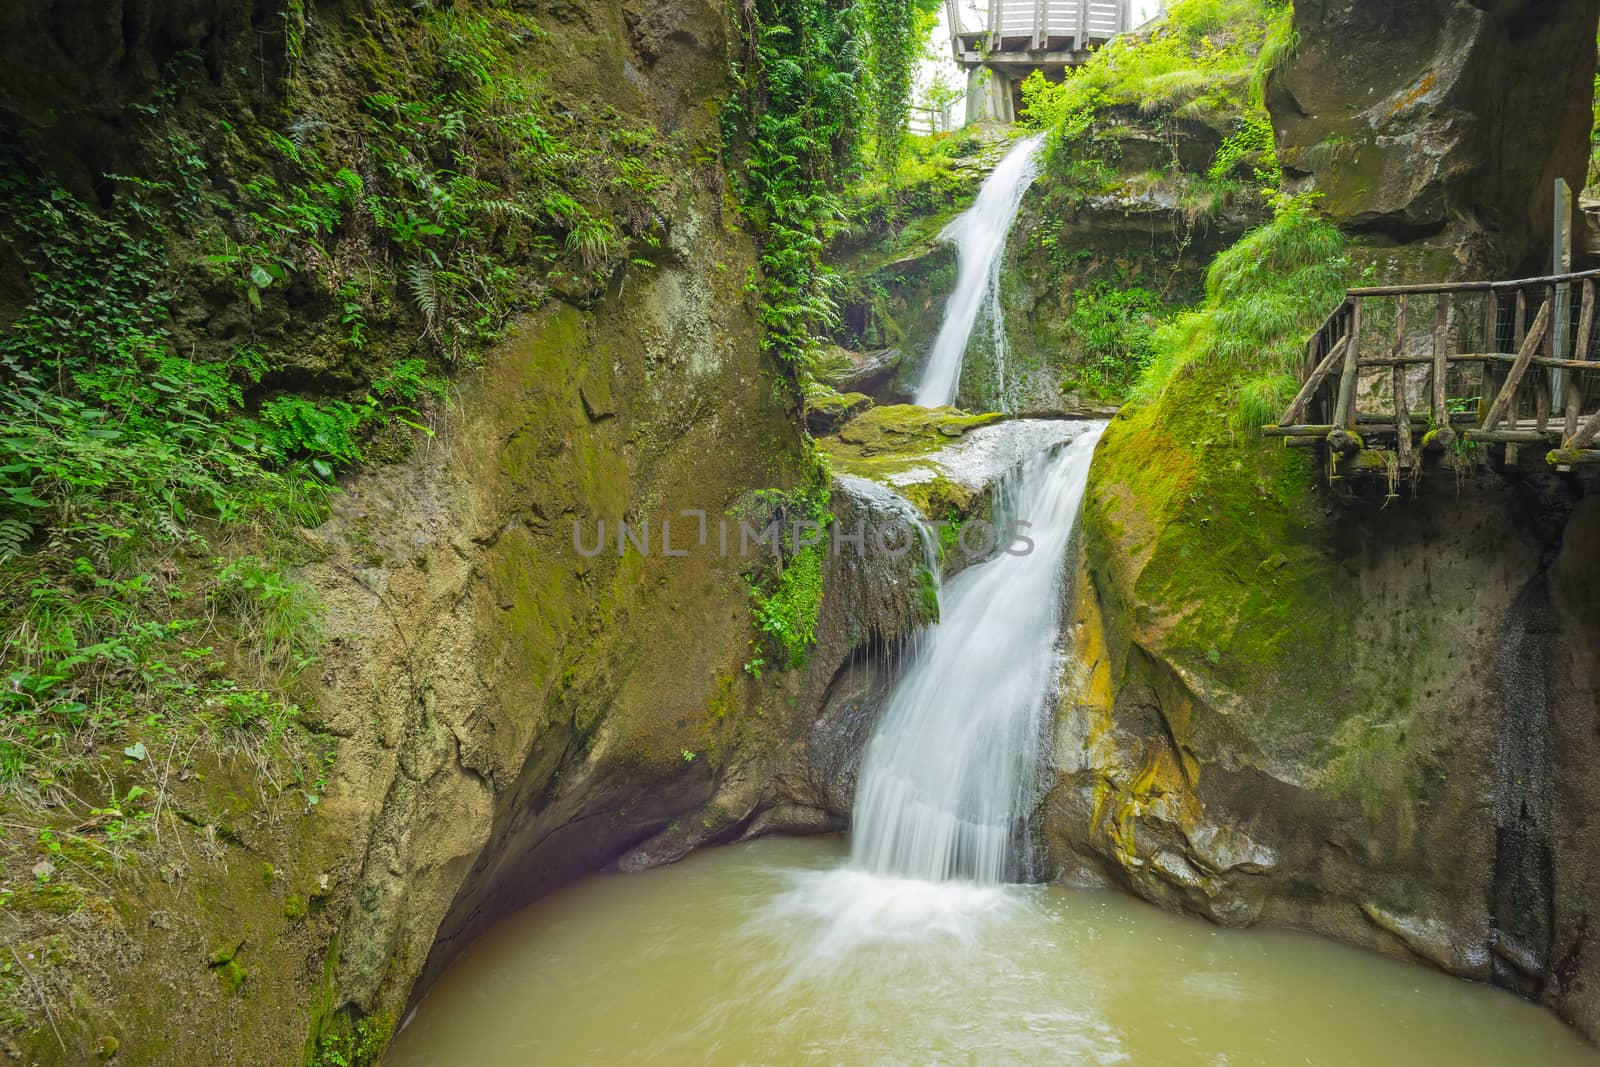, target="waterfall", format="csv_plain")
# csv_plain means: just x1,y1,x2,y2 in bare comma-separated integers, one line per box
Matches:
912,134,1045,409
850,424,1105,884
